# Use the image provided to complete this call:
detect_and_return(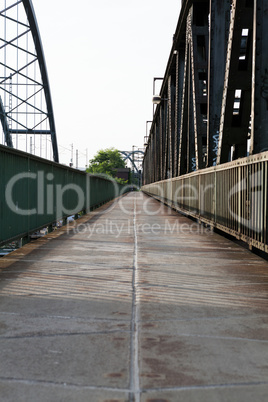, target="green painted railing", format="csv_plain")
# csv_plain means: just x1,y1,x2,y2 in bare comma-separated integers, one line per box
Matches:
0,145,129,246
